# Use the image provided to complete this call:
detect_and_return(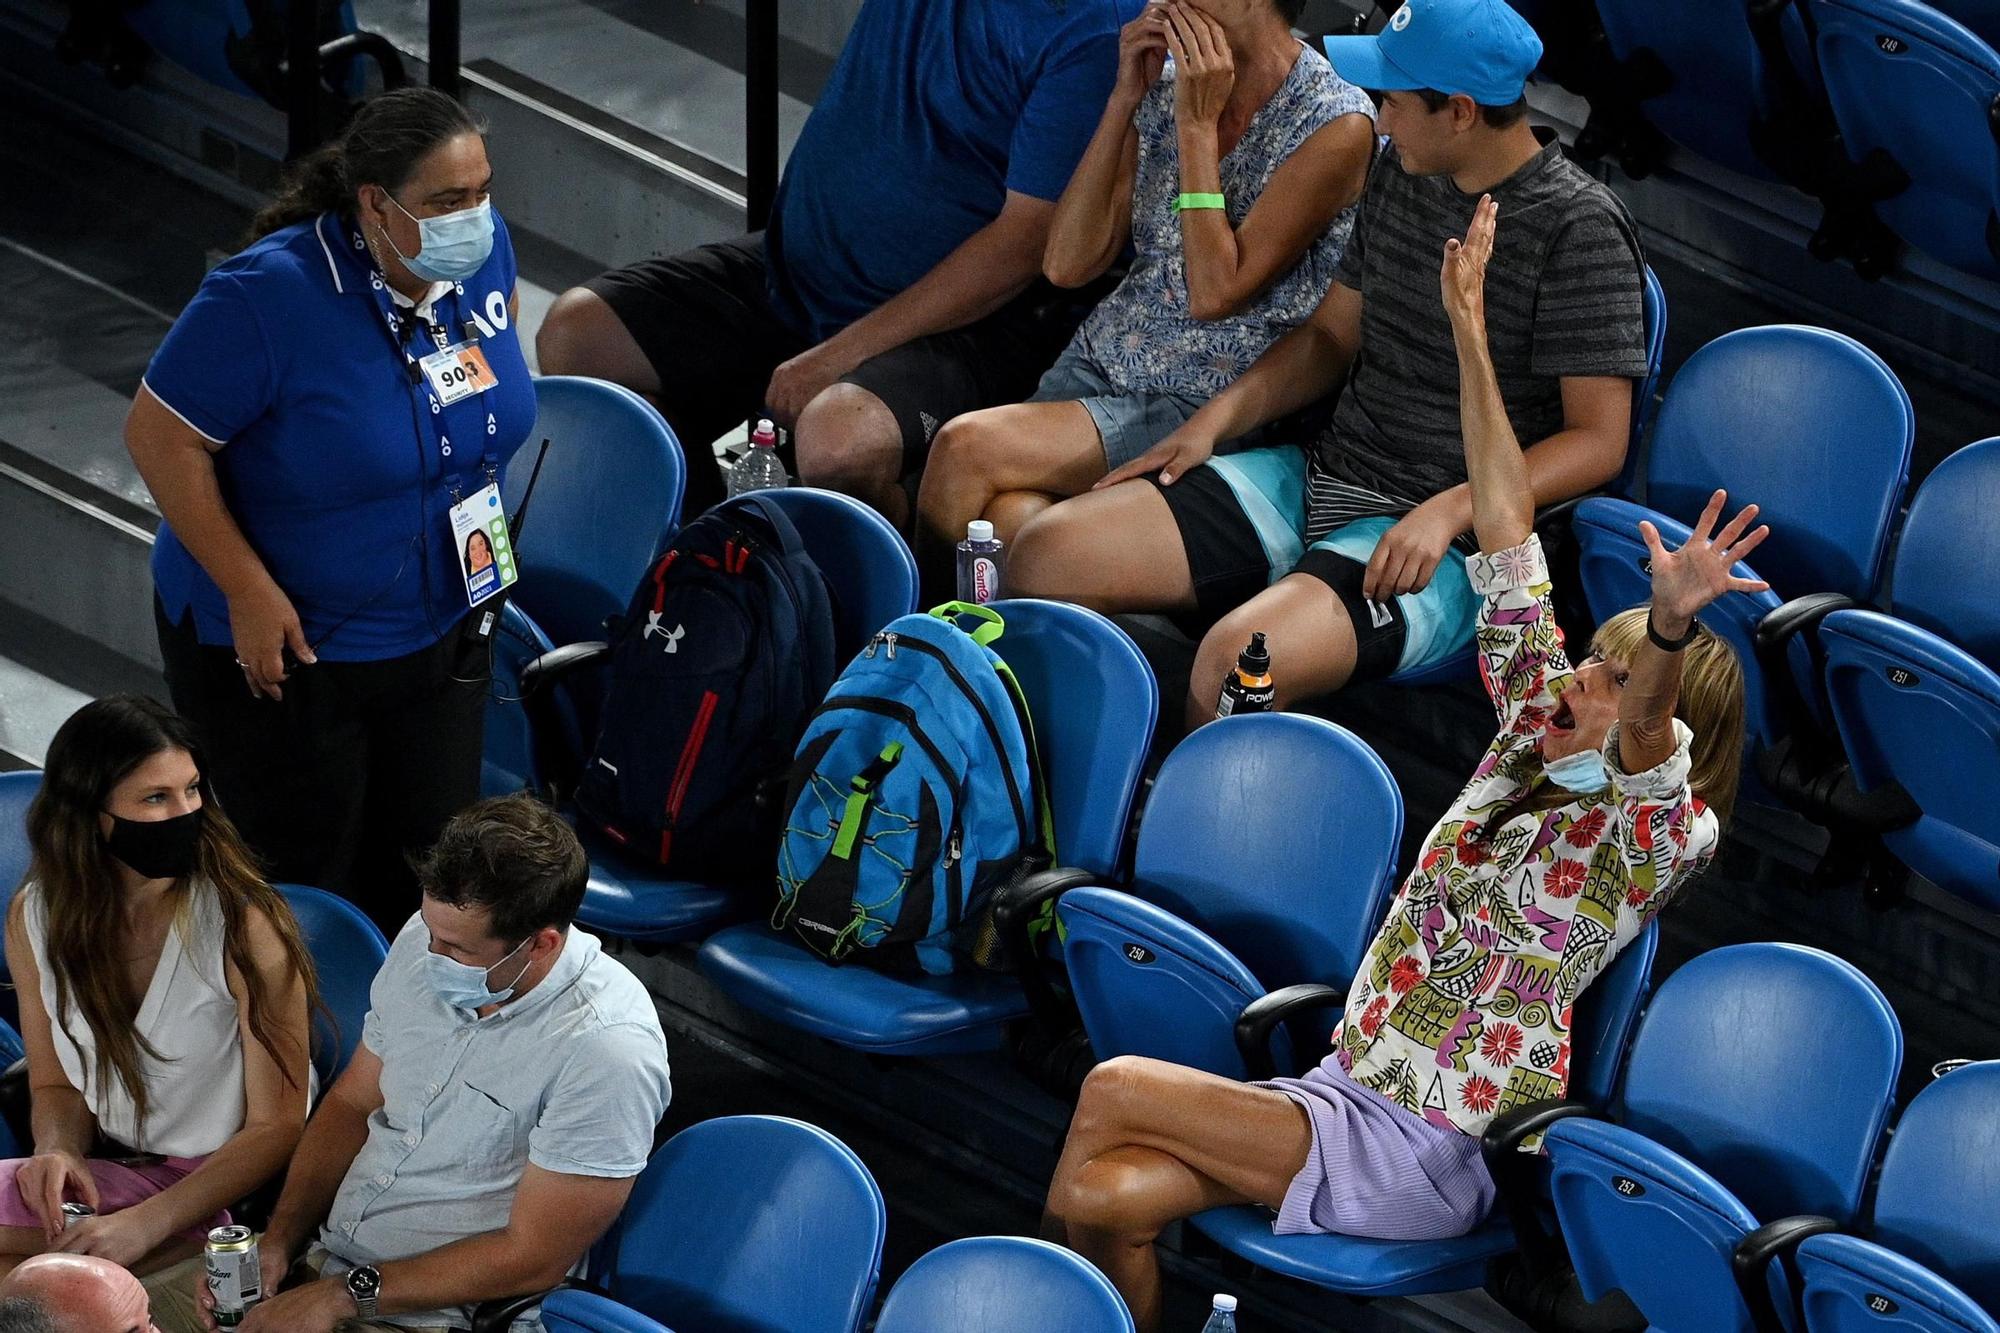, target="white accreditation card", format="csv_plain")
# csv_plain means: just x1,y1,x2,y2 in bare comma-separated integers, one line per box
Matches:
449,483,519,608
